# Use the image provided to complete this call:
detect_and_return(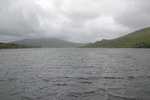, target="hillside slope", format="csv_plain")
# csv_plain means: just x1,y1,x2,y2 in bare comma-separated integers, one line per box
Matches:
12,38,87,48
85,27,150,48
